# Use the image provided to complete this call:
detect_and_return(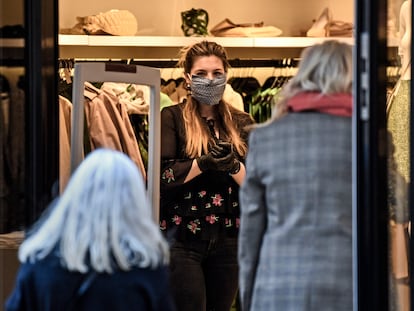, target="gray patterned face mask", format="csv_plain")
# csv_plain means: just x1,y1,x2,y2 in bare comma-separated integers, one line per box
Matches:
189,74,227,106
